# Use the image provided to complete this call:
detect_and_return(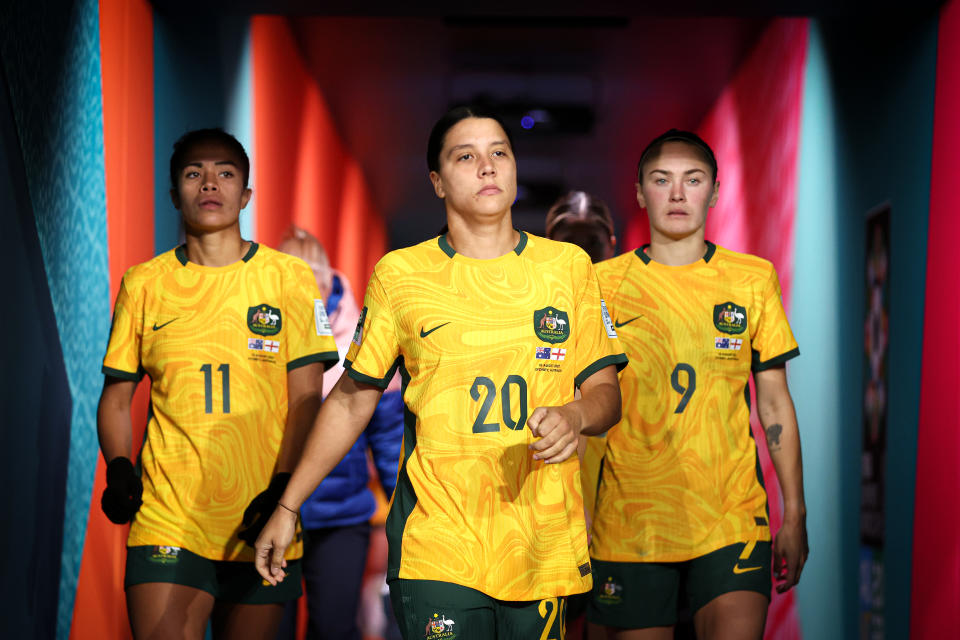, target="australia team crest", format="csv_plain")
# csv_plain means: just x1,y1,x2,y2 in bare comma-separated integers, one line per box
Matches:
534,306,570,344
248,304,282,336
597,576,623,605
713,302,747,335
424,612,456,638
148,546,181,565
